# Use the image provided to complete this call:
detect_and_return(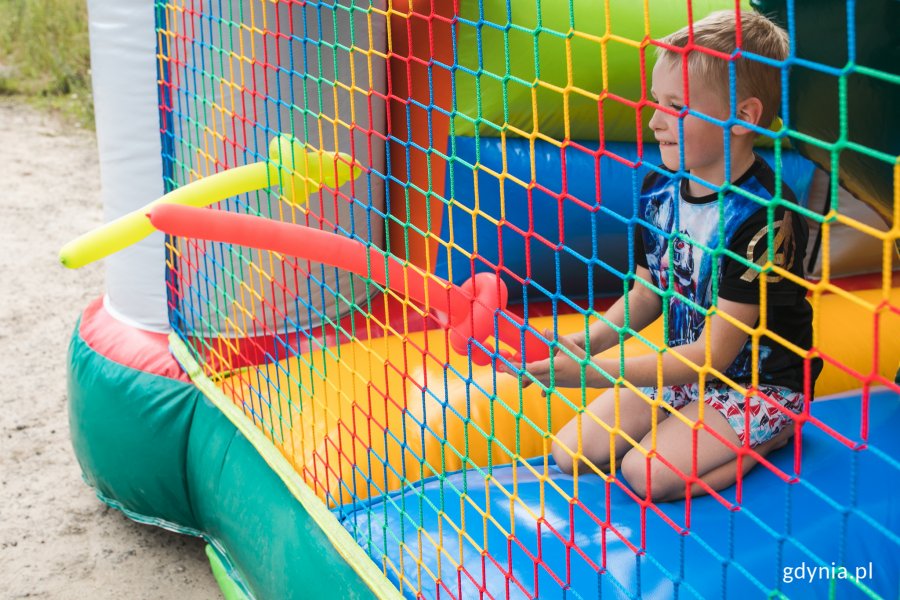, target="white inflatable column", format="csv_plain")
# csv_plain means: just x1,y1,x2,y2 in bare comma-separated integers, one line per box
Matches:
86,0,389,337
86,0,169,331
